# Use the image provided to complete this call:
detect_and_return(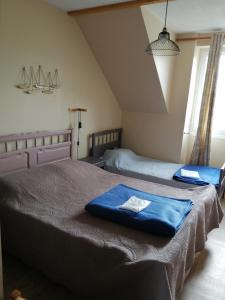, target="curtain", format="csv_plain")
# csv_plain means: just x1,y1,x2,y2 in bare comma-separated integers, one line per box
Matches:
190,32,224,166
